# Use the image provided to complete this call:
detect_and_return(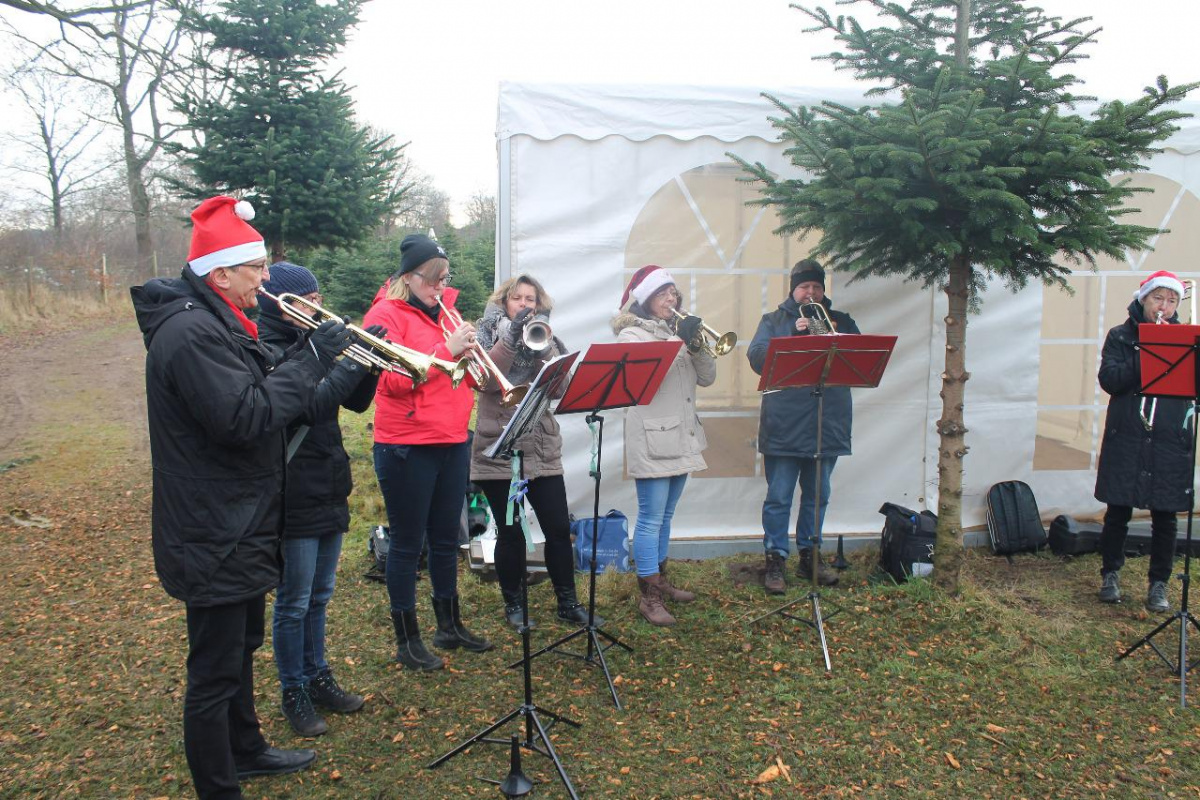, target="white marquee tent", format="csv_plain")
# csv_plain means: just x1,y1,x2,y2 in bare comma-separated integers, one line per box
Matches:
494,82,1200,544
